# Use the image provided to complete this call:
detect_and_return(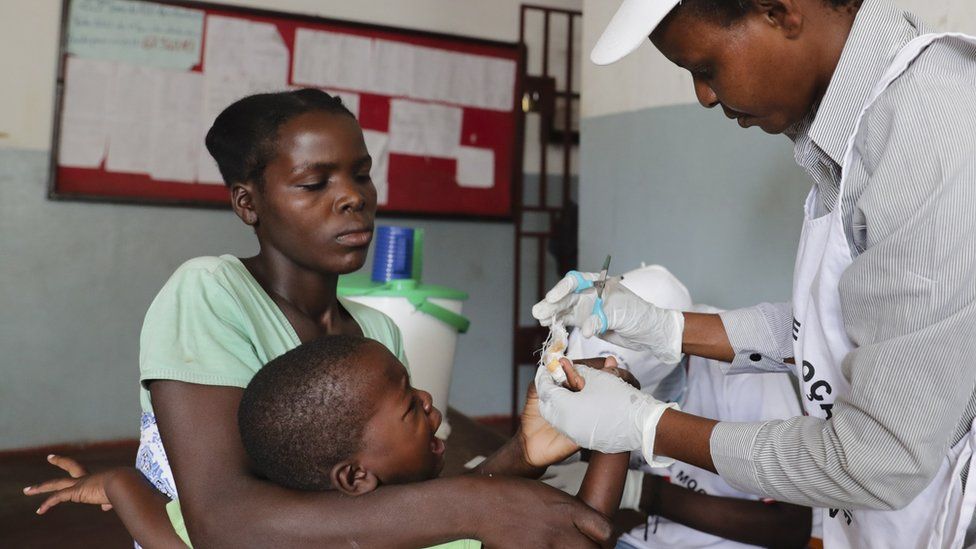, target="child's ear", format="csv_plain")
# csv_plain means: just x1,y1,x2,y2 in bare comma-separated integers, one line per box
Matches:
330,460,379,496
